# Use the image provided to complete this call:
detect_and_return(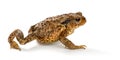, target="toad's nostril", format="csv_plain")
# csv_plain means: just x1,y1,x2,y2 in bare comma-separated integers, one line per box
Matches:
82,16,86,20
80,16,86,25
